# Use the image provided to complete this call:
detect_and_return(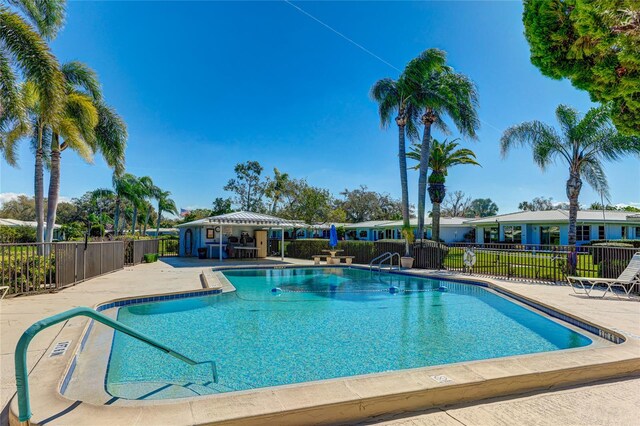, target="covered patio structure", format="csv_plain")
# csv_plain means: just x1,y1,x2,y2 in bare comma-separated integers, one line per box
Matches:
176,211,306,261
